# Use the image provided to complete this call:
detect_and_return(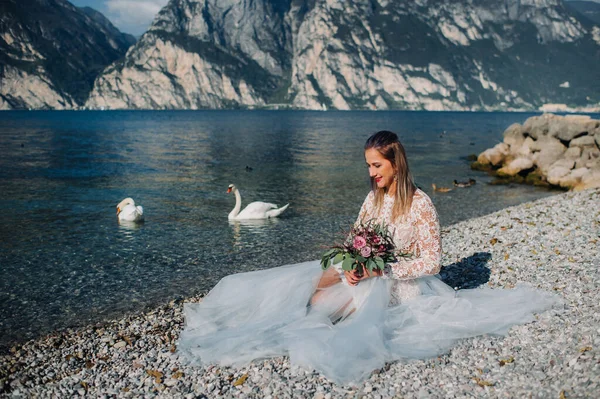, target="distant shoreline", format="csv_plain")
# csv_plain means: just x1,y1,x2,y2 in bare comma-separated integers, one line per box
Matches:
2,108,600,114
